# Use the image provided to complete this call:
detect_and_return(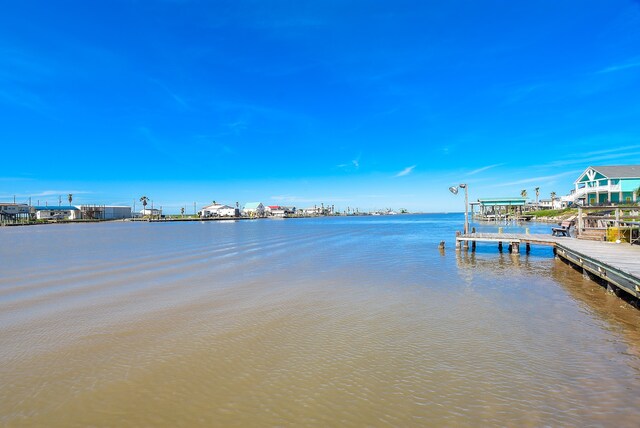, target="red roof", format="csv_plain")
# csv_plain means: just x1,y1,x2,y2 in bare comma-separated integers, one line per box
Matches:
268,205,281,209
